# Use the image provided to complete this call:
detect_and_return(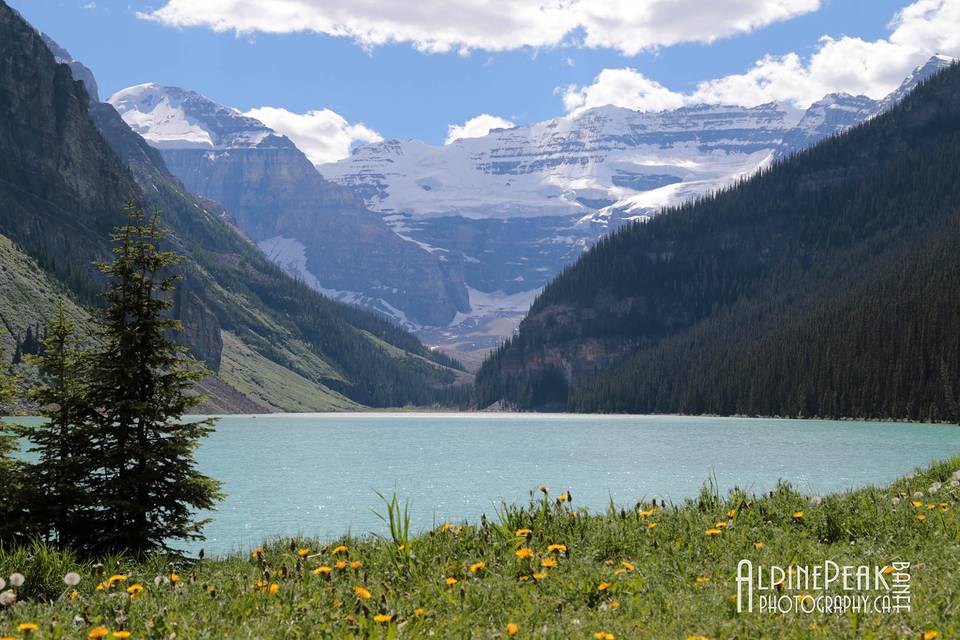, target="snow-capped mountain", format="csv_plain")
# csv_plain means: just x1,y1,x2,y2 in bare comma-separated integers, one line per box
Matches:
109,57,953,353
108,84,469,328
